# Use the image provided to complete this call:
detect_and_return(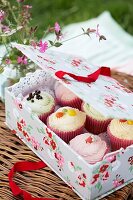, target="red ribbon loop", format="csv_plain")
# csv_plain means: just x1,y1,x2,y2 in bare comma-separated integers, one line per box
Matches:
55,66,111,83
8,160,57,200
